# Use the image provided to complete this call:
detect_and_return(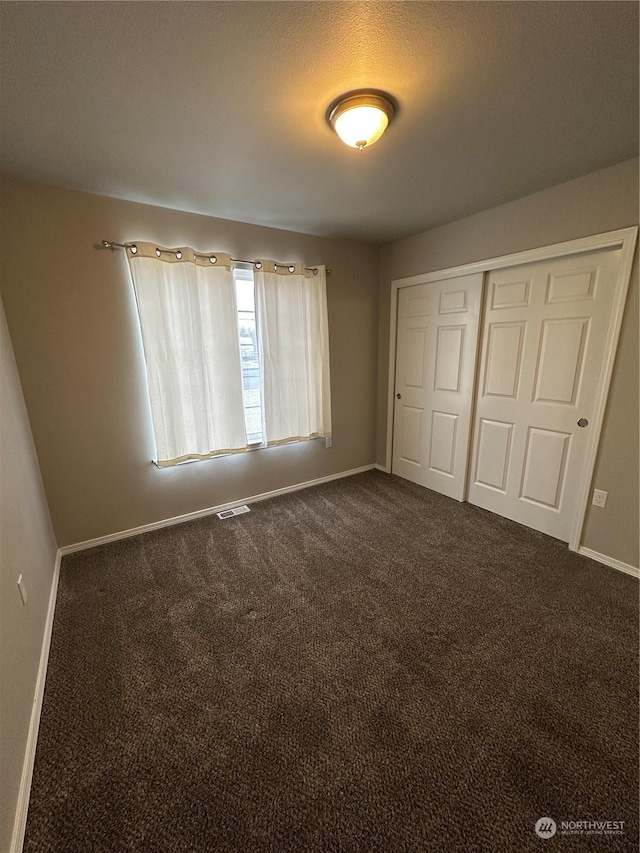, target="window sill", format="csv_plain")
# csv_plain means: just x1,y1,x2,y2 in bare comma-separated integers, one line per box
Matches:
152,435,329,468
